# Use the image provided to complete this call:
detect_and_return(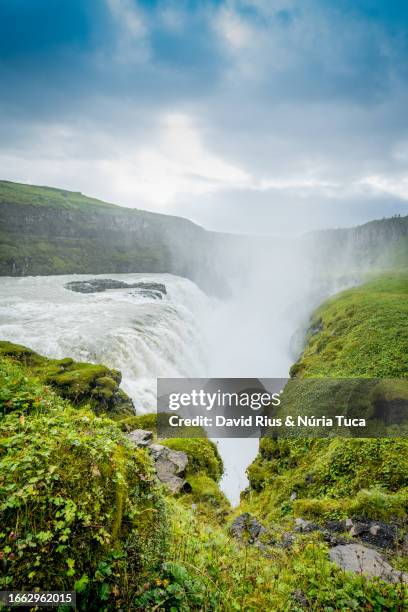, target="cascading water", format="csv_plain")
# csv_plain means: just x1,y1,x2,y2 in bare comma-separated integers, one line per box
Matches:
0,274,209,412
0,264,357,505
